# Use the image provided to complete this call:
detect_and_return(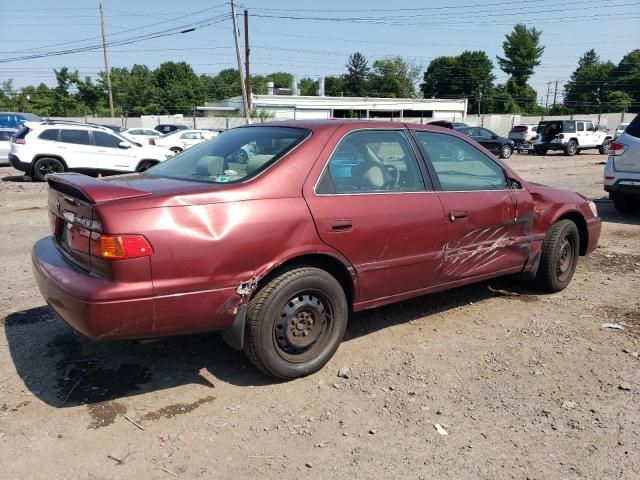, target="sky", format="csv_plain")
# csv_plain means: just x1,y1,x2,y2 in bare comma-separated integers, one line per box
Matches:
1,0,639,103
